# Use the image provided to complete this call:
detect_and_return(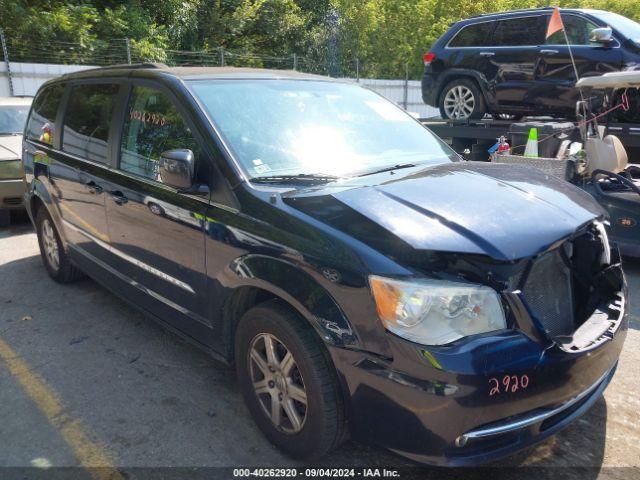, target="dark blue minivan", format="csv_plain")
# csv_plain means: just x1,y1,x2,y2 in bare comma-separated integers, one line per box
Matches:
422,8,640,120
23,65,627,466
